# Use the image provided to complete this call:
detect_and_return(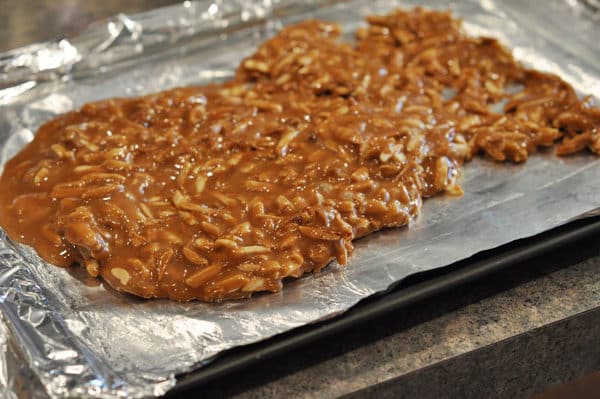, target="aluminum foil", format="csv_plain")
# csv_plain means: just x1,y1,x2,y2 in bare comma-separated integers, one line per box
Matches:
0,0,599,397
